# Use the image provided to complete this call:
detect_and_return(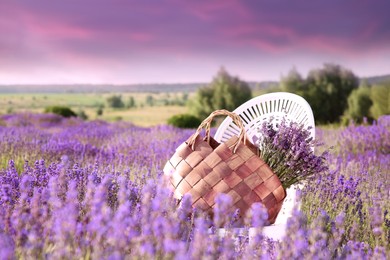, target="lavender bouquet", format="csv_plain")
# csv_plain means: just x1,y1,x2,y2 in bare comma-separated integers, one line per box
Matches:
255,117,328,189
